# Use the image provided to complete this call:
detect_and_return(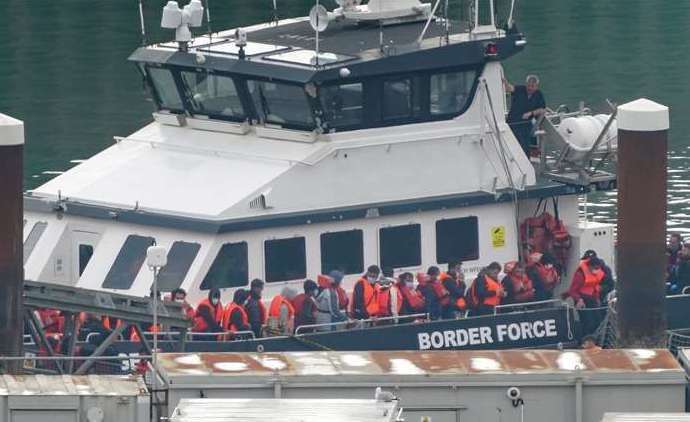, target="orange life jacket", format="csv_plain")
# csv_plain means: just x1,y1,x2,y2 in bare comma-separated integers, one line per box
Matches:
335,286,349,310
376,286,392,316
534,262,559,291
481,275,502,307
193,298,224,332
579,260,604,297
38,309,64,335
506,273,535,303
429,280,451,306
351,277,379,316
398,283,425,312
268,295,295,319
223,303,249,332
